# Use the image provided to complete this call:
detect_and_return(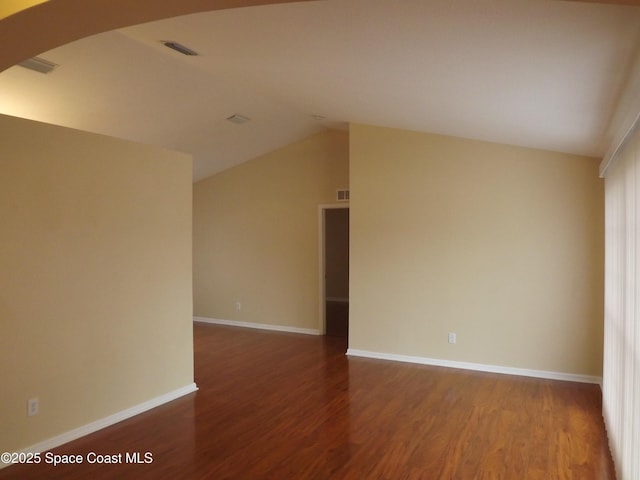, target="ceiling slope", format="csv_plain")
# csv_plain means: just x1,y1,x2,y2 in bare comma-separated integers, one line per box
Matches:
1,0,639,180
